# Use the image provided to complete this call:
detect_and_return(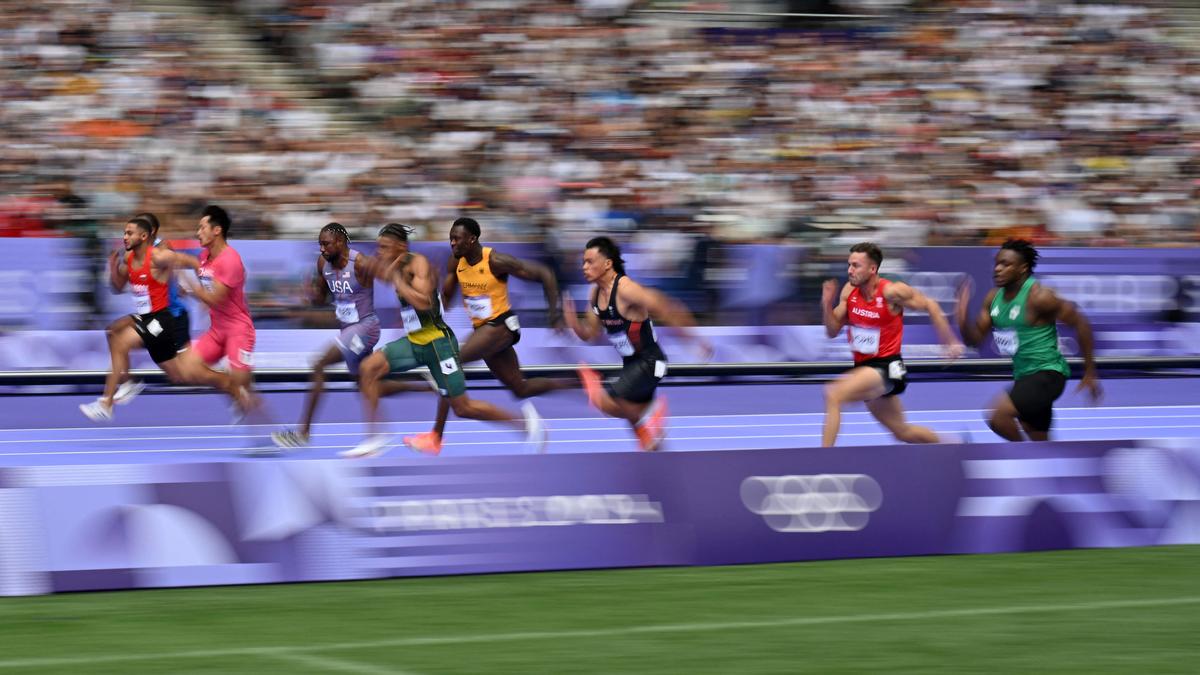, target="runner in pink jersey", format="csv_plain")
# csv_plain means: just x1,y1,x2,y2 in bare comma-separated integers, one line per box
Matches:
159,205,257,414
